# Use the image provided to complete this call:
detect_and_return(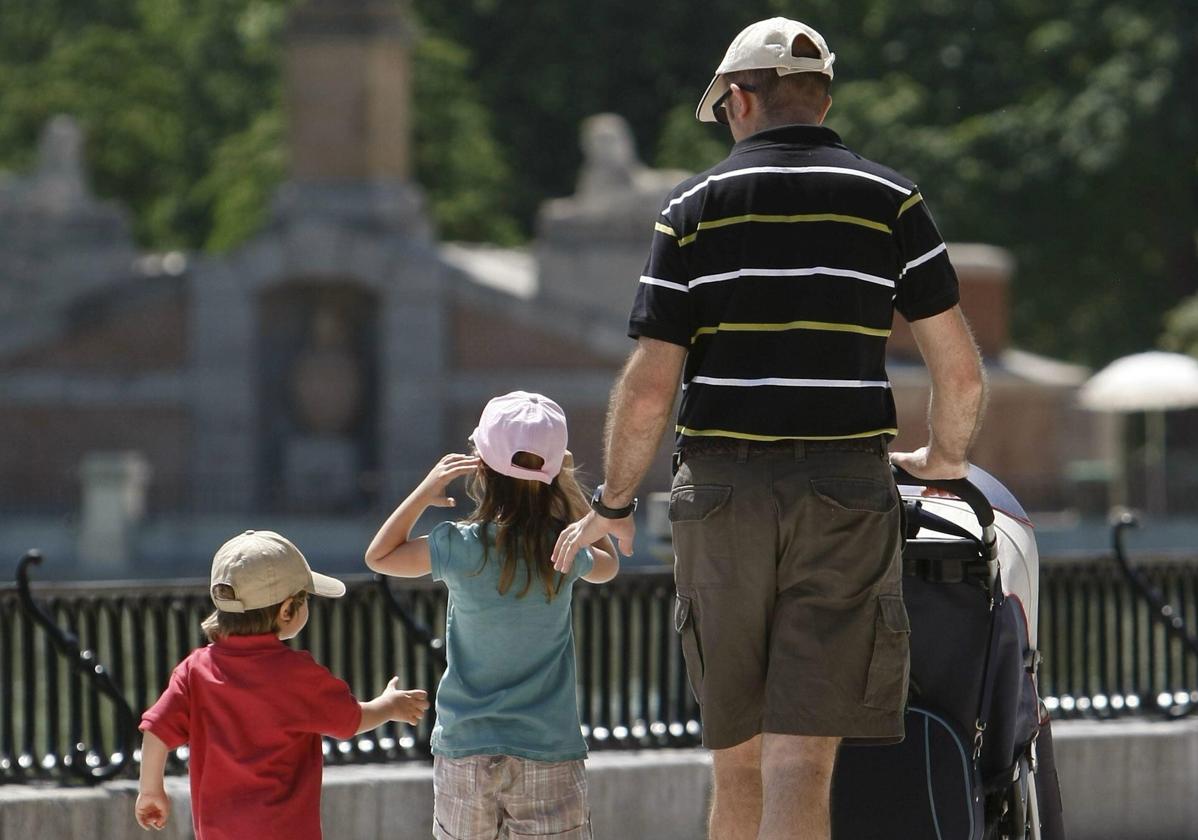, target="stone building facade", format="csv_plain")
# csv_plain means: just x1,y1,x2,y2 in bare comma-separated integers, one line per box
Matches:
0,0,1100,573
